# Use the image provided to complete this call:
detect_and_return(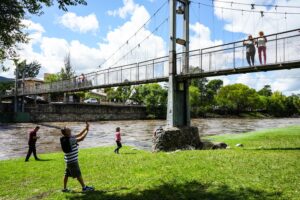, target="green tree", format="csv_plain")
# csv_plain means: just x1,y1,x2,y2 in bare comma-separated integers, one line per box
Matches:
215,83,261,114
258,85,272,97
14,59,41,79
267,91,287,116
44,73,61,83
0,81,14,94
206,79,223,103
0,0,87,70
284,95,300,116
60,53,75,80
132,83,167,118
